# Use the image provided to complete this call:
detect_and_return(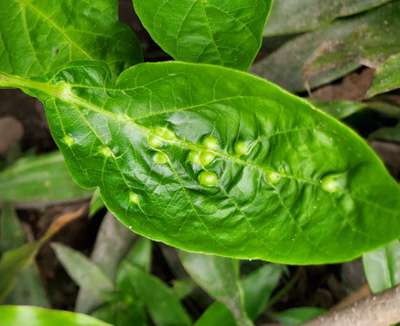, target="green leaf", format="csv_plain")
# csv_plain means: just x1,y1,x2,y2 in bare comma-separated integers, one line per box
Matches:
253,2,400,91
92,298,148,326
89,188,105,217
363,240,400,294
265,0,392,36
0,0,142,78
133,0,272,70
195,302,236,326
272,307,326,326
1,61,400,264
116,263,192,326
180,252,251,326
0,152,91,206
172,279,196,300
312,101,367,120
195,264,283,325
369,126,400,143
0,204,25,253
0,305,110,326
52,243,114,303
76,212,136,313
0,204,49,307
368,53,400,97
119,238,152,273
242,264,283,319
